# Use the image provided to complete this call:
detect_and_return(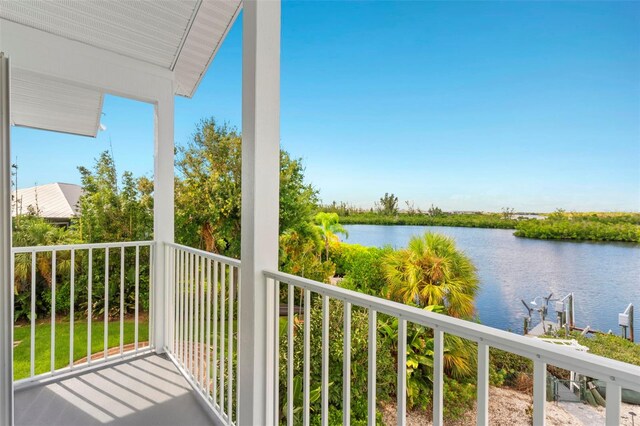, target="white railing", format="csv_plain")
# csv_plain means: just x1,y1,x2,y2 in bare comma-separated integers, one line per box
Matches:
265,270,640,426
165,242,241,426
12,241,154,388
